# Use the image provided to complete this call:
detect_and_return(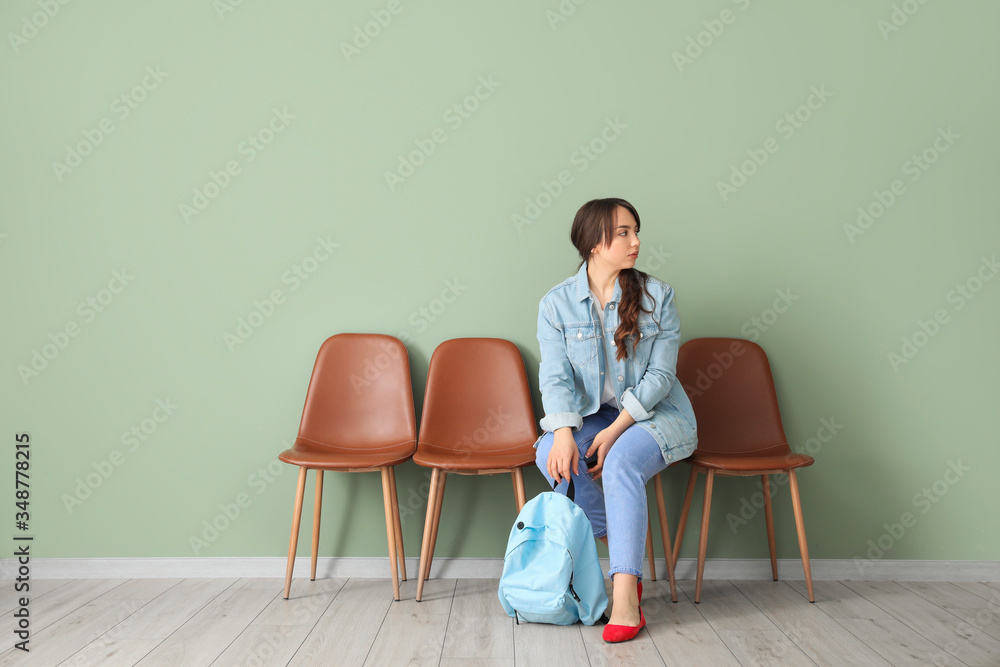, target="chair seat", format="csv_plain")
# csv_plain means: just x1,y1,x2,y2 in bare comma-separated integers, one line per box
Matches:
689,451,814,471
412,444,536,471
278,437,416,469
